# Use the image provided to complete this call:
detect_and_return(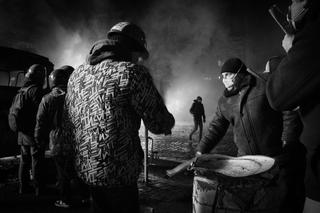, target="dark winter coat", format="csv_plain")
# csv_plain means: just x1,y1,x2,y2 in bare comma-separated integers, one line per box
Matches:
190,100,206,121
63,39,175,187
34,87,68,155
197,73,303,159
266,10,320,153
17,79,44,146
266,9,320,200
